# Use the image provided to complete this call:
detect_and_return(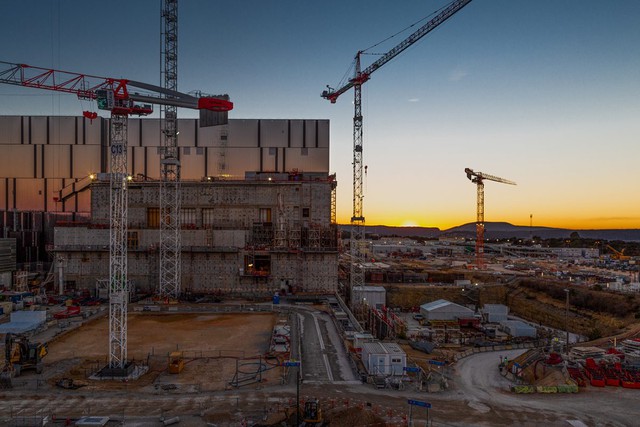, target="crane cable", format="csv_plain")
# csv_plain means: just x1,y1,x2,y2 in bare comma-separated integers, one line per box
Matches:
361,3,448,54
332,2,449,90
